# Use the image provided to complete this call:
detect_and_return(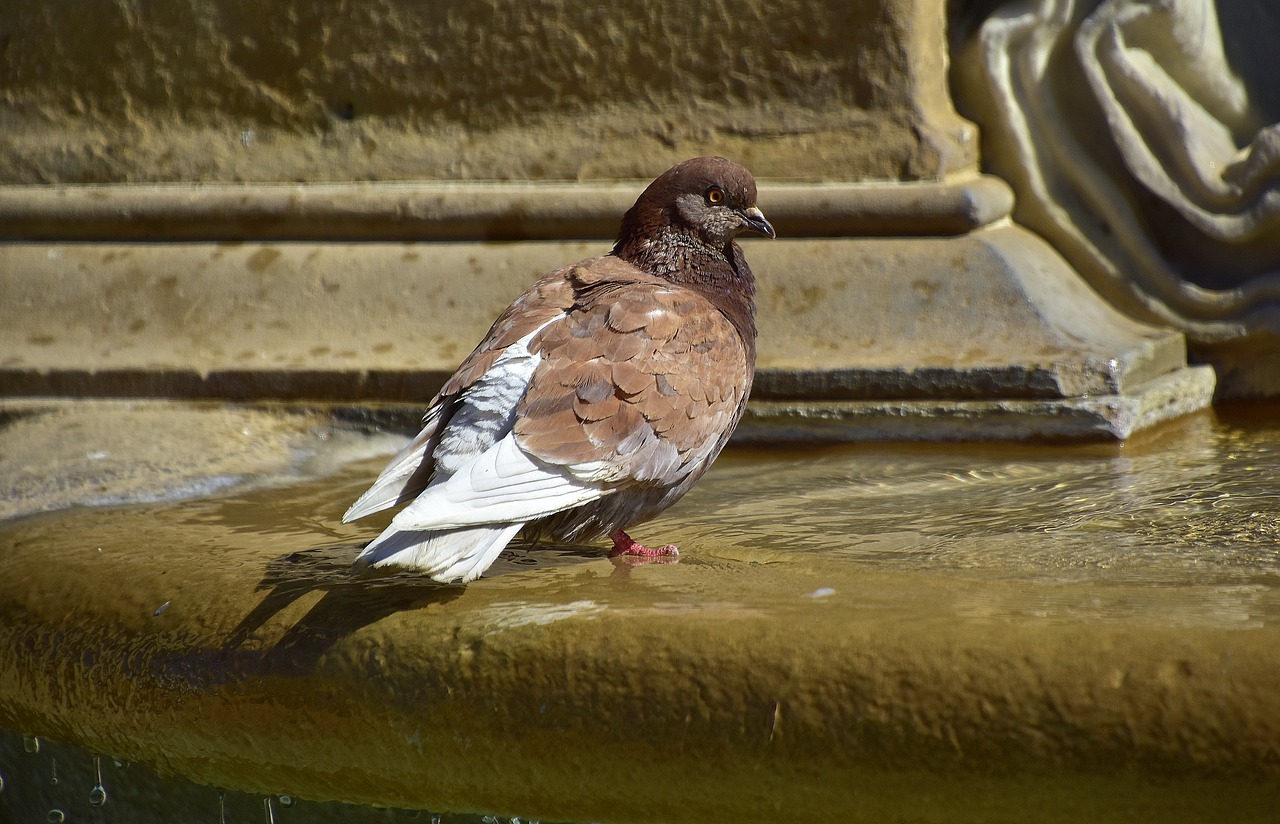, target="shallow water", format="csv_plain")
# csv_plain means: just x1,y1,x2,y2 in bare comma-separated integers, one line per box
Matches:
7,404,1277,592
699,408,1280,586
1,403,1279,822
30,403,1269,633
